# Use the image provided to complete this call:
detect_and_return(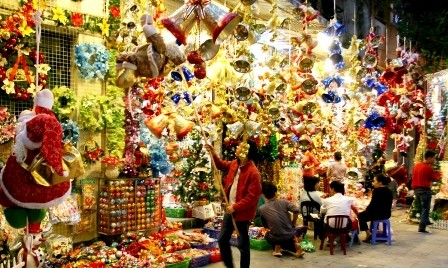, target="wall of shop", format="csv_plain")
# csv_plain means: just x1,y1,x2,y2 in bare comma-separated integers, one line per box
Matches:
0,0,106,243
